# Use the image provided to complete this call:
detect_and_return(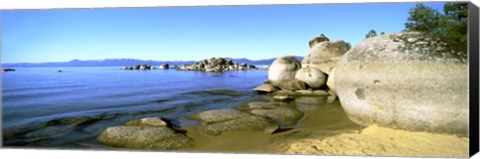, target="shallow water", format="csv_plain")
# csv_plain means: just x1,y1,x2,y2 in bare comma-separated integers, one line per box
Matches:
1,67,359,152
